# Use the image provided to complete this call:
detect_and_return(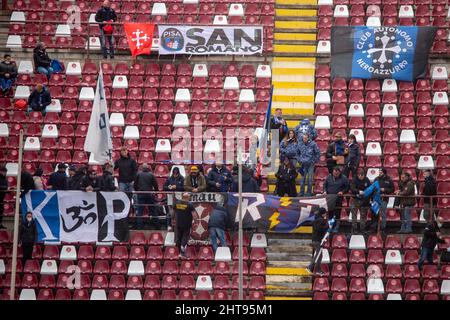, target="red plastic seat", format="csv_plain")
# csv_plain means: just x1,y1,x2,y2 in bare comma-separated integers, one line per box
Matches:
386,278,403,293
127,276,143,289
162,261,179,275
93,260,110,275
145,261,161,275
331,249,348,263
95,246,111,260
144,275,160,289
92,274,109,289
349,278,366,293
404,279,421,294
367,250,384,264
162,275,178,290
